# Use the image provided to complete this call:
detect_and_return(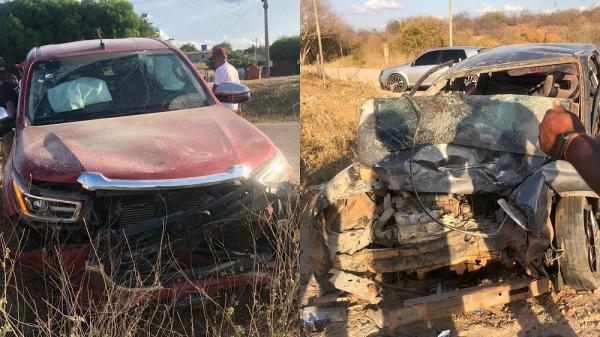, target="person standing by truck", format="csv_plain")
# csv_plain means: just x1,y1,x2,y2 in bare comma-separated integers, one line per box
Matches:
0,57,17,116
210,46,241,113
0,57,17,160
